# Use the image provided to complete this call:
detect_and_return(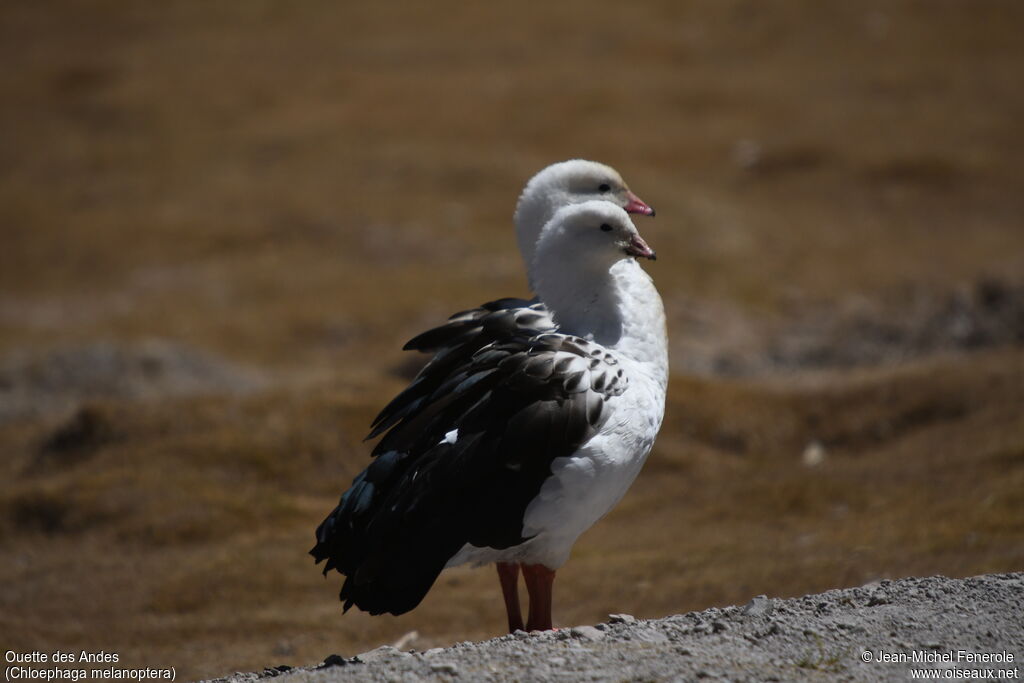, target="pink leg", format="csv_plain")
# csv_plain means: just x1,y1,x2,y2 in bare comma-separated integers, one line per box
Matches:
496,562,524,632
521,563,556,631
